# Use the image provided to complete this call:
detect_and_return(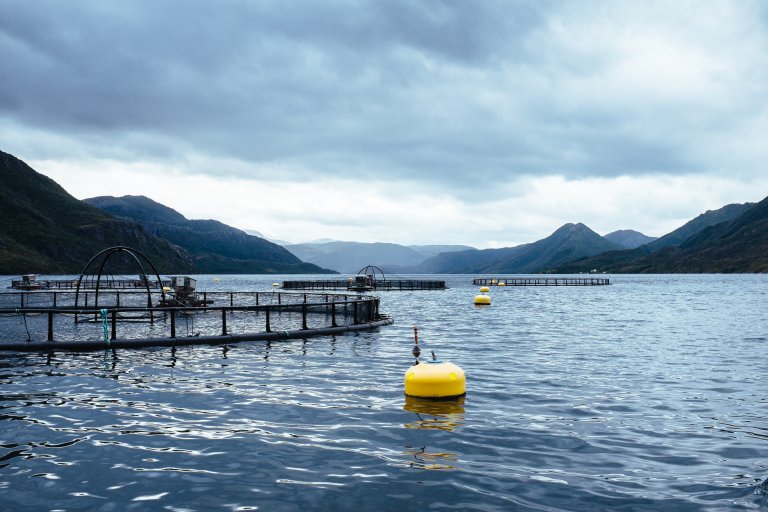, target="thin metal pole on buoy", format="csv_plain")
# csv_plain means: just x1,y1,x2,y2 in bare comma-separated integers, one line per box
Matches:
412,325,421,363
